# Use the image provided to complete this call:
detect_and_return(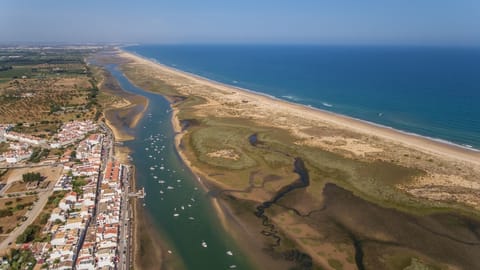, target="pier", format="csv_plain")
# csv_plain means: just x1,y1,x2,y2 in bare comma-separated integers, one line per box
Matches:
128,187,146,199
